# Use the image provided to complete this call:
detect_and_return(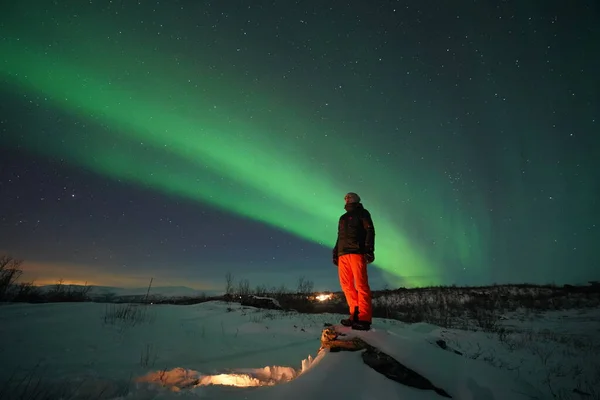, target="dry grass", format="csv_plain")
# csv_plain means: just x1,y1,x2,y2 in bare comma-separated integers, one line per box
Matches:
102,303,156,328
